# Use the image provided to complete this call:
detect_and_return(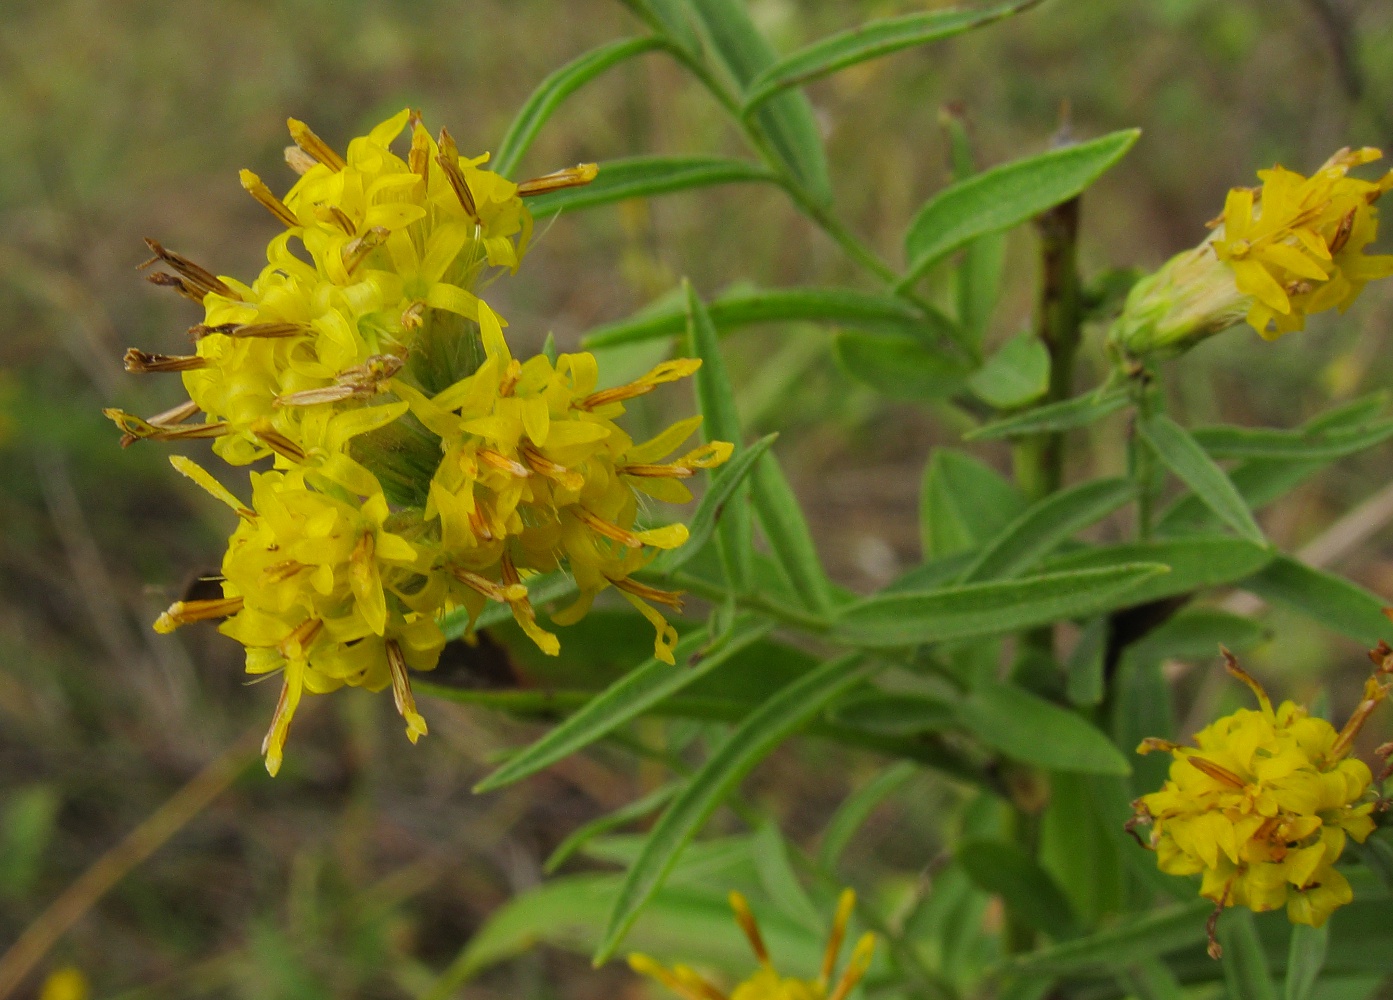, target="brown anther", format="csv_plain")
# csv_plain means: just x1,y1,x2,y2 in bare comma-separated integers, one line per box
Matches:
1184,755,1249,790
608,574,684,611
1136,737,1182,755
154,596,244,633
145,271,204,303
275,354,403,407
277,617,323,659
315,204,357,235
140,239,237,301
104,407,227,447
401,301,426,331
1221,647,1273,713
519,442,584,490
251,420,307,463
574,508,645,549
435,128,479,219
123,348,208,373
1328,208,1358,255
477,448,531,477
227,321,312,340
262,560,308,584
1369,640,1393,674
147,399,201,427
341,226,389,274
386,638,428,743
1206,877,1236,960
286,118,346,171
468,507,494,541
450,566,526,604
498,359,522,397
1329,675,1390,761
1123,808,1153,851
239,169,298,227
728,893,771,967
1285,280,1314,297
408,118,431,182
620,461,698,479
284,145,317,176
517,163,600,197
